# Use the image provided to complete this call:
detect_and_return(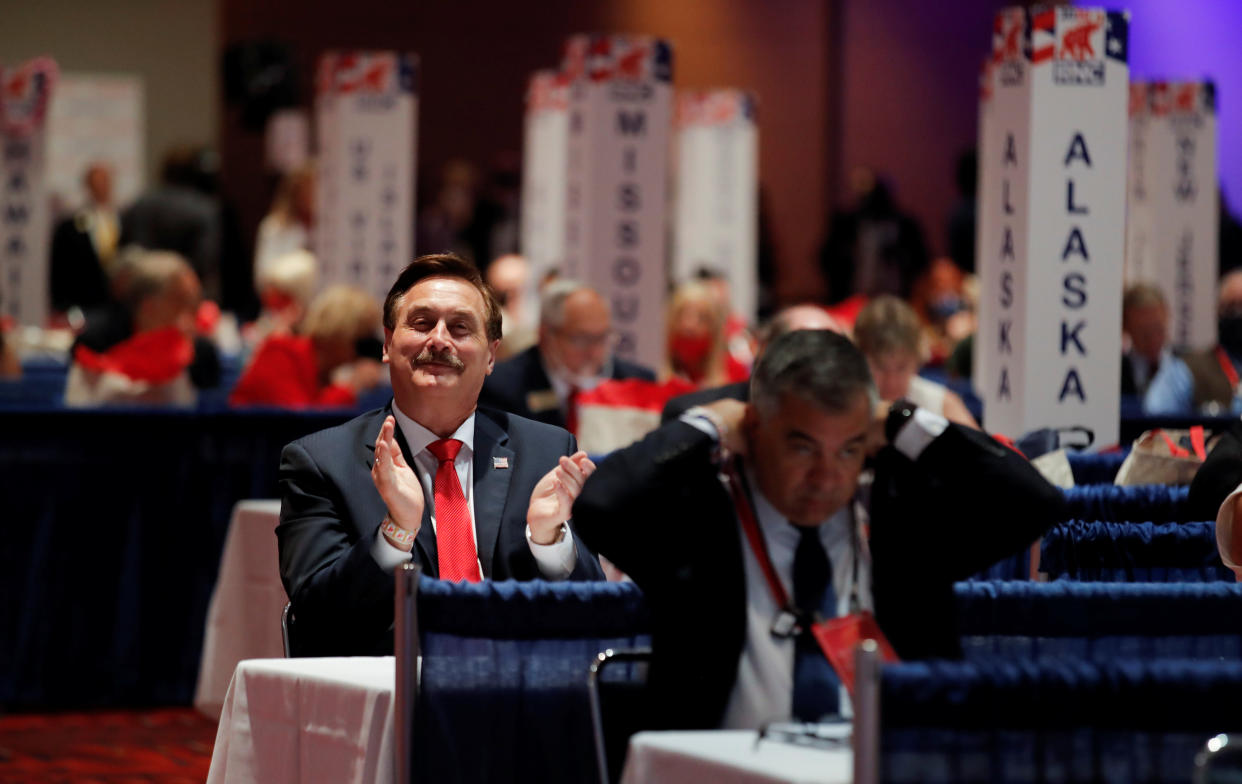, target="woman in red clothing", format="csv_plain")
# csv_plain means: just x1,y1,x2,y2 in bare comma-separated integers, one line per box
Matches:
662,281,749,389
230,285,383,408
